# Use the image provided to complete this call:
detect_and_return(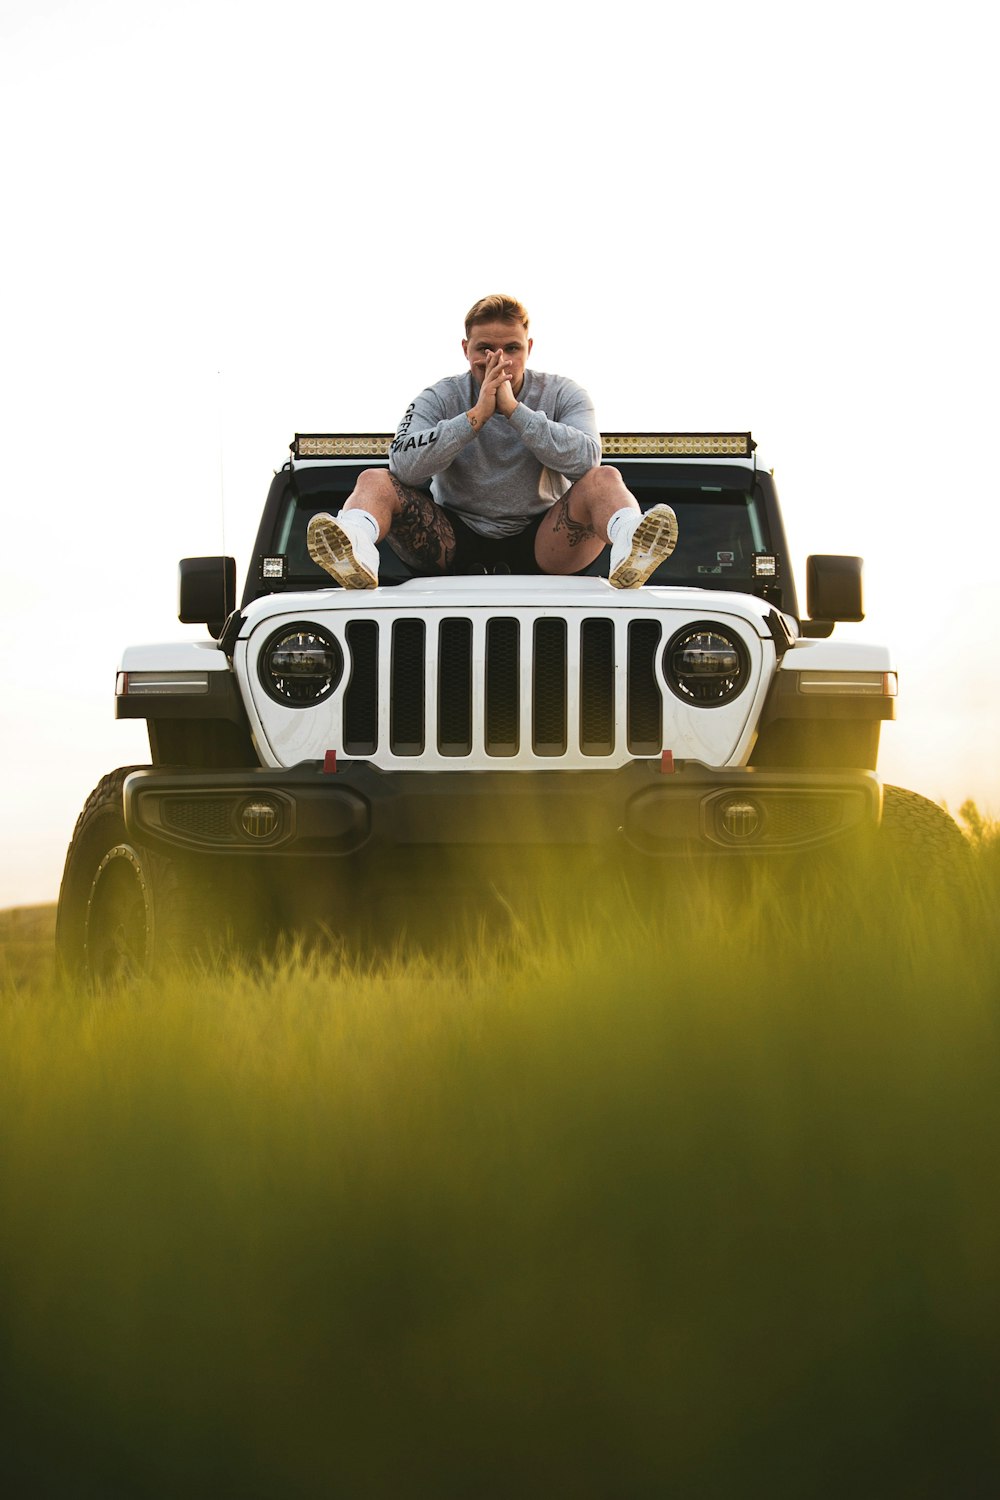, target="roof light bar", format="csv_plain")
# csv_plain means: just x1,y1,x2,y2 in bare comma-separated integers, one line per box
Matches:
601,433,754,457
294,434,393,458
292,432,755,460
